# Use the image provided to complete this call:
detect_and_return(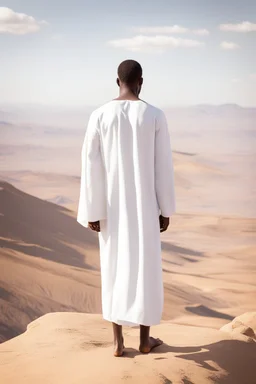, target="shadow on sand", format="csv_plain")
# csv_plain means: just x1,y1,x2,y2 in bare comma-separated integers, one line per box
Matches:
122,339,256,384
185,305,234,321
162,241,205,264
